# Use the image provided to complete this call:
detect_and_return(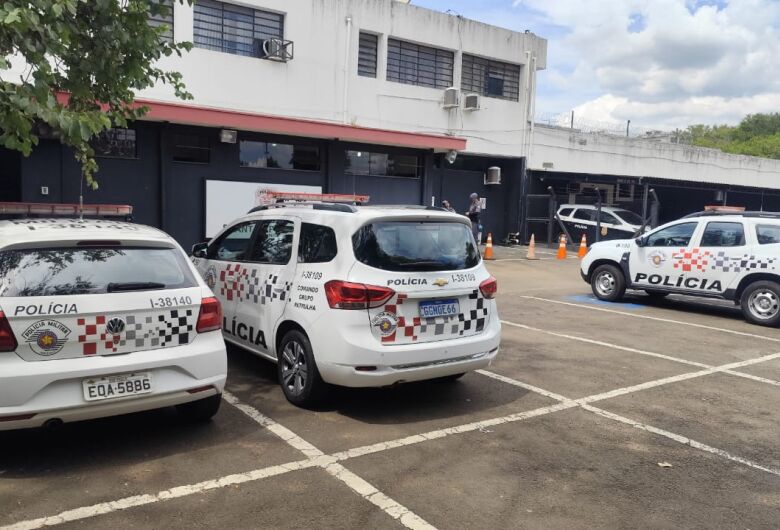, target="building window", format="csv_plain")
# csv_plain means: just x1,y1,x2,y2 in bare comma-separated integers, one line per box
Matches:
148,0,174,43
461,54,521,101
193,0,283,58
239,141,320,171
92,128,137,159
345,150,421,178
386,38,453,89
358,32,378,78
173,133,210,164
